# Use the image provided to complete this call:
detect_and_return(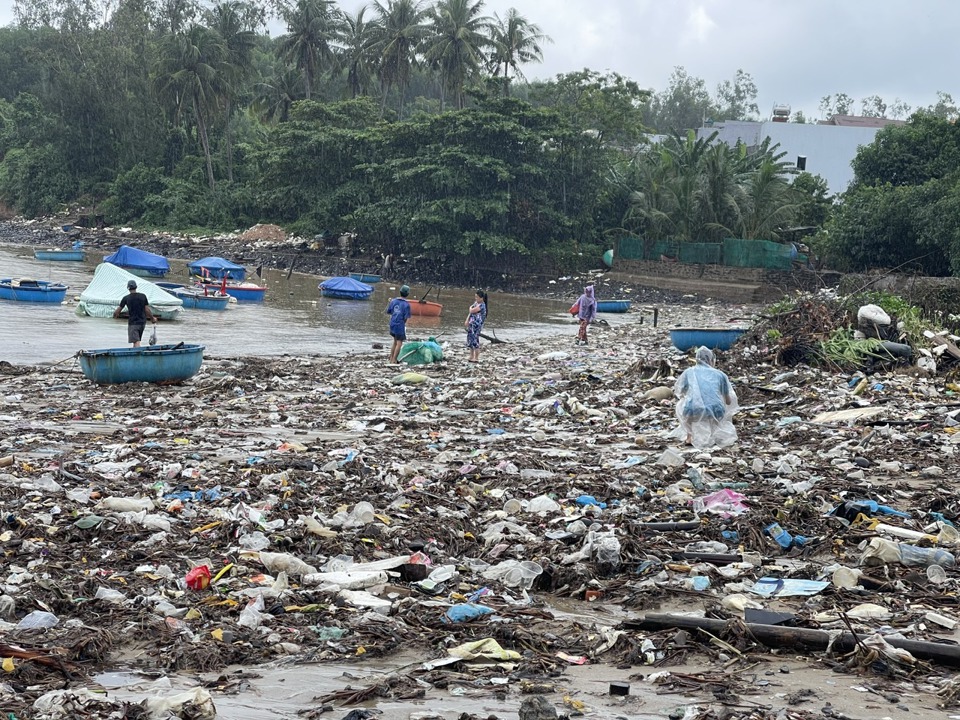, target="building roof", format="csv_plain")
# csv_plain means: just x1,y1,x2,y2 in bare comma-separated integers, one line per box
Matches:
818,114,907,128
